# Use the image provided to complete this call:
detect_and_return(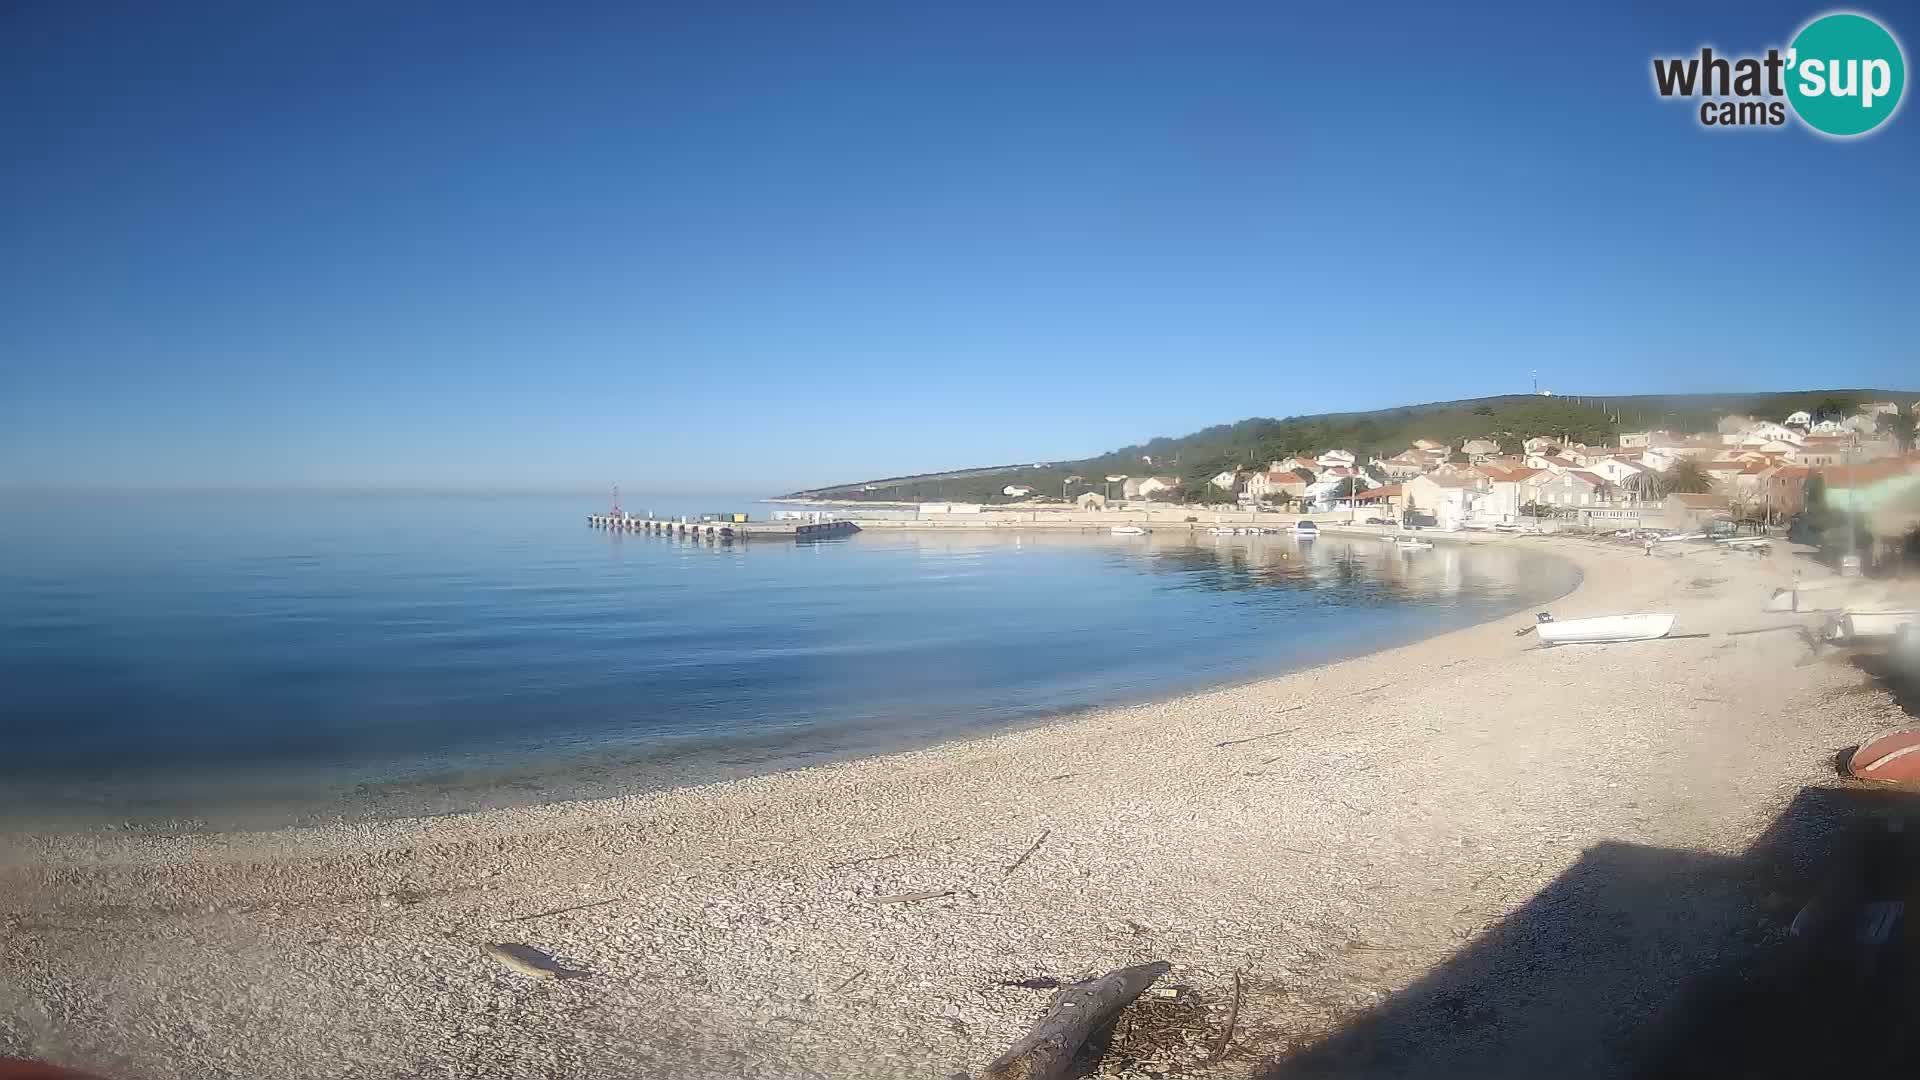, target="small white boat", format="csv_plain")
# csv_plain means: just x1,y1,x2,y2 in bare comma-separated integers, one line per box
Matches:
1111,525,1147,536
1536,613,1676,646
1207,527,1234,535
1396,539,1433,550
1377,533,1397,543
1832,610,1920,642
1293,521,1319,537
